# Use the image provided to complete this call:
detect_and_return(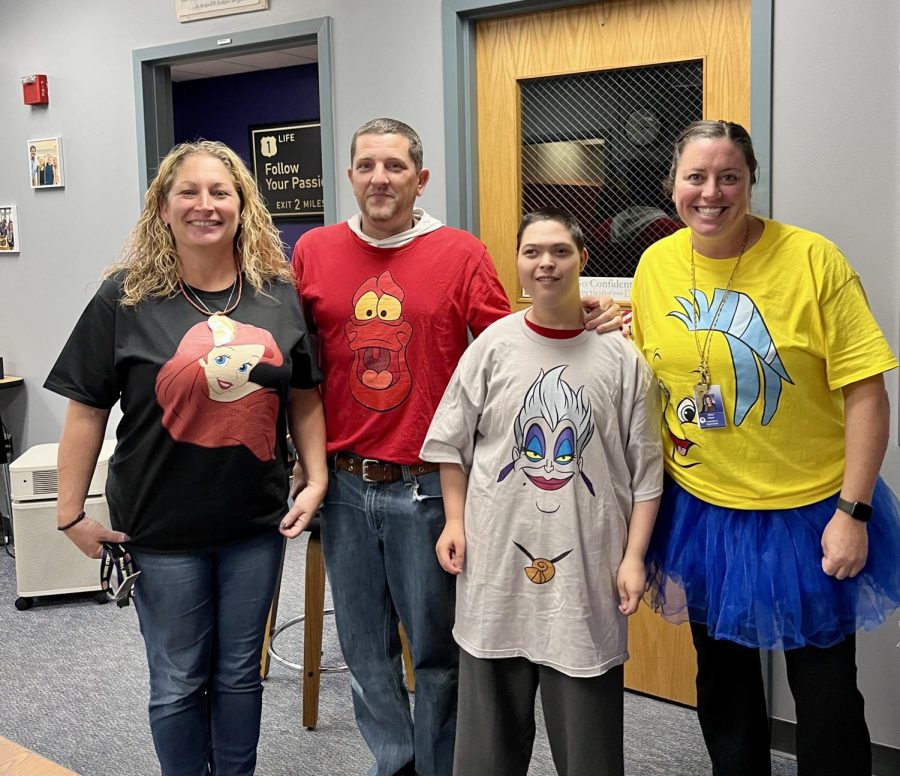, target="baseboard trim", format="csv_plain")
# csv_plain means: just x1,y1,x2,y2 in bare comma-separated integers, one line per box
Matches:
770,718,900,776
